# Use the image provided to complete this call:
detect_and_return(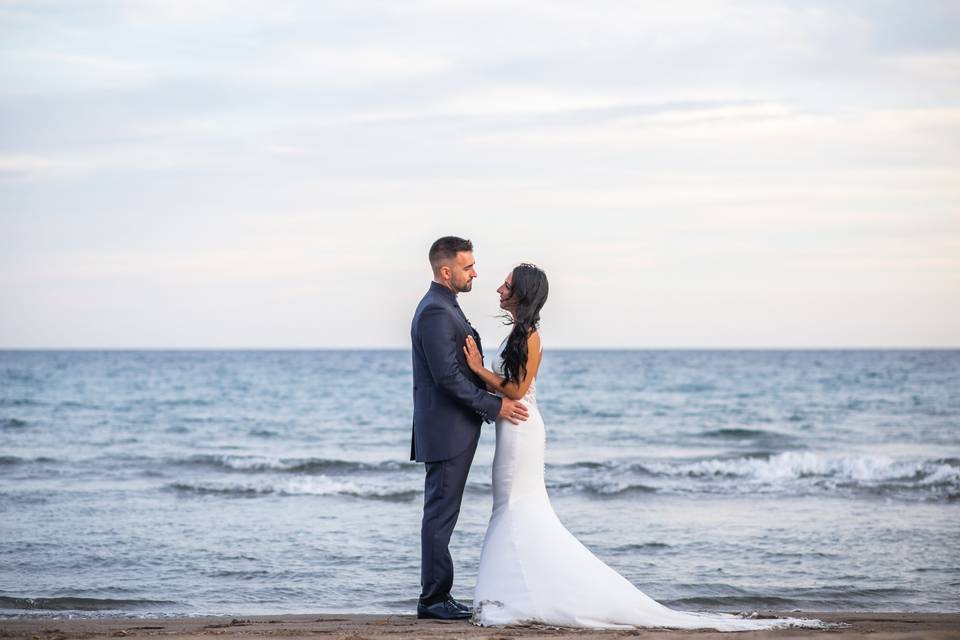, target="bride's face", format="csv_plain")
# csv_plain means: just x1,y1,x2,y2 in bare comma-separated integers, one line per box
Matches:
497,273,514,311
